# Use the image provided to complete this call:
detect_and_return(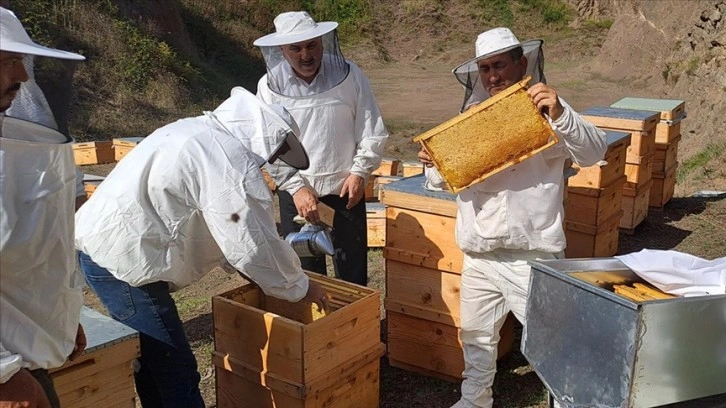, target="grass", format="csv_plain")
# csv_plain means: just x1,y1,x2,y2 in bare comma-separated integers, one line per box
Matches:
676,142,726,183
